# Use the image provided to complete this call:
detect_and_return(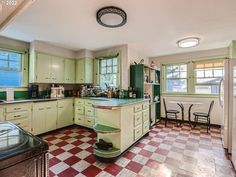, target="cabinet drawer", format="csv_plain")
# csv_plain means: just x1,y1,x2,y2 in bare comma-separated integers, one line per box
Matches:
6,104,29,113
5,111,29,121
142,103,149,110
75,114,84,125
85,107,94,117
0,108,4,122
75,99,84,106
134,112,142,127
75,106,84,115
134,104,142,113
10,118,29,129
84,100,94,107
142,110,149,122
84,117,94,127
143,120,150,134
134,125,142,140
